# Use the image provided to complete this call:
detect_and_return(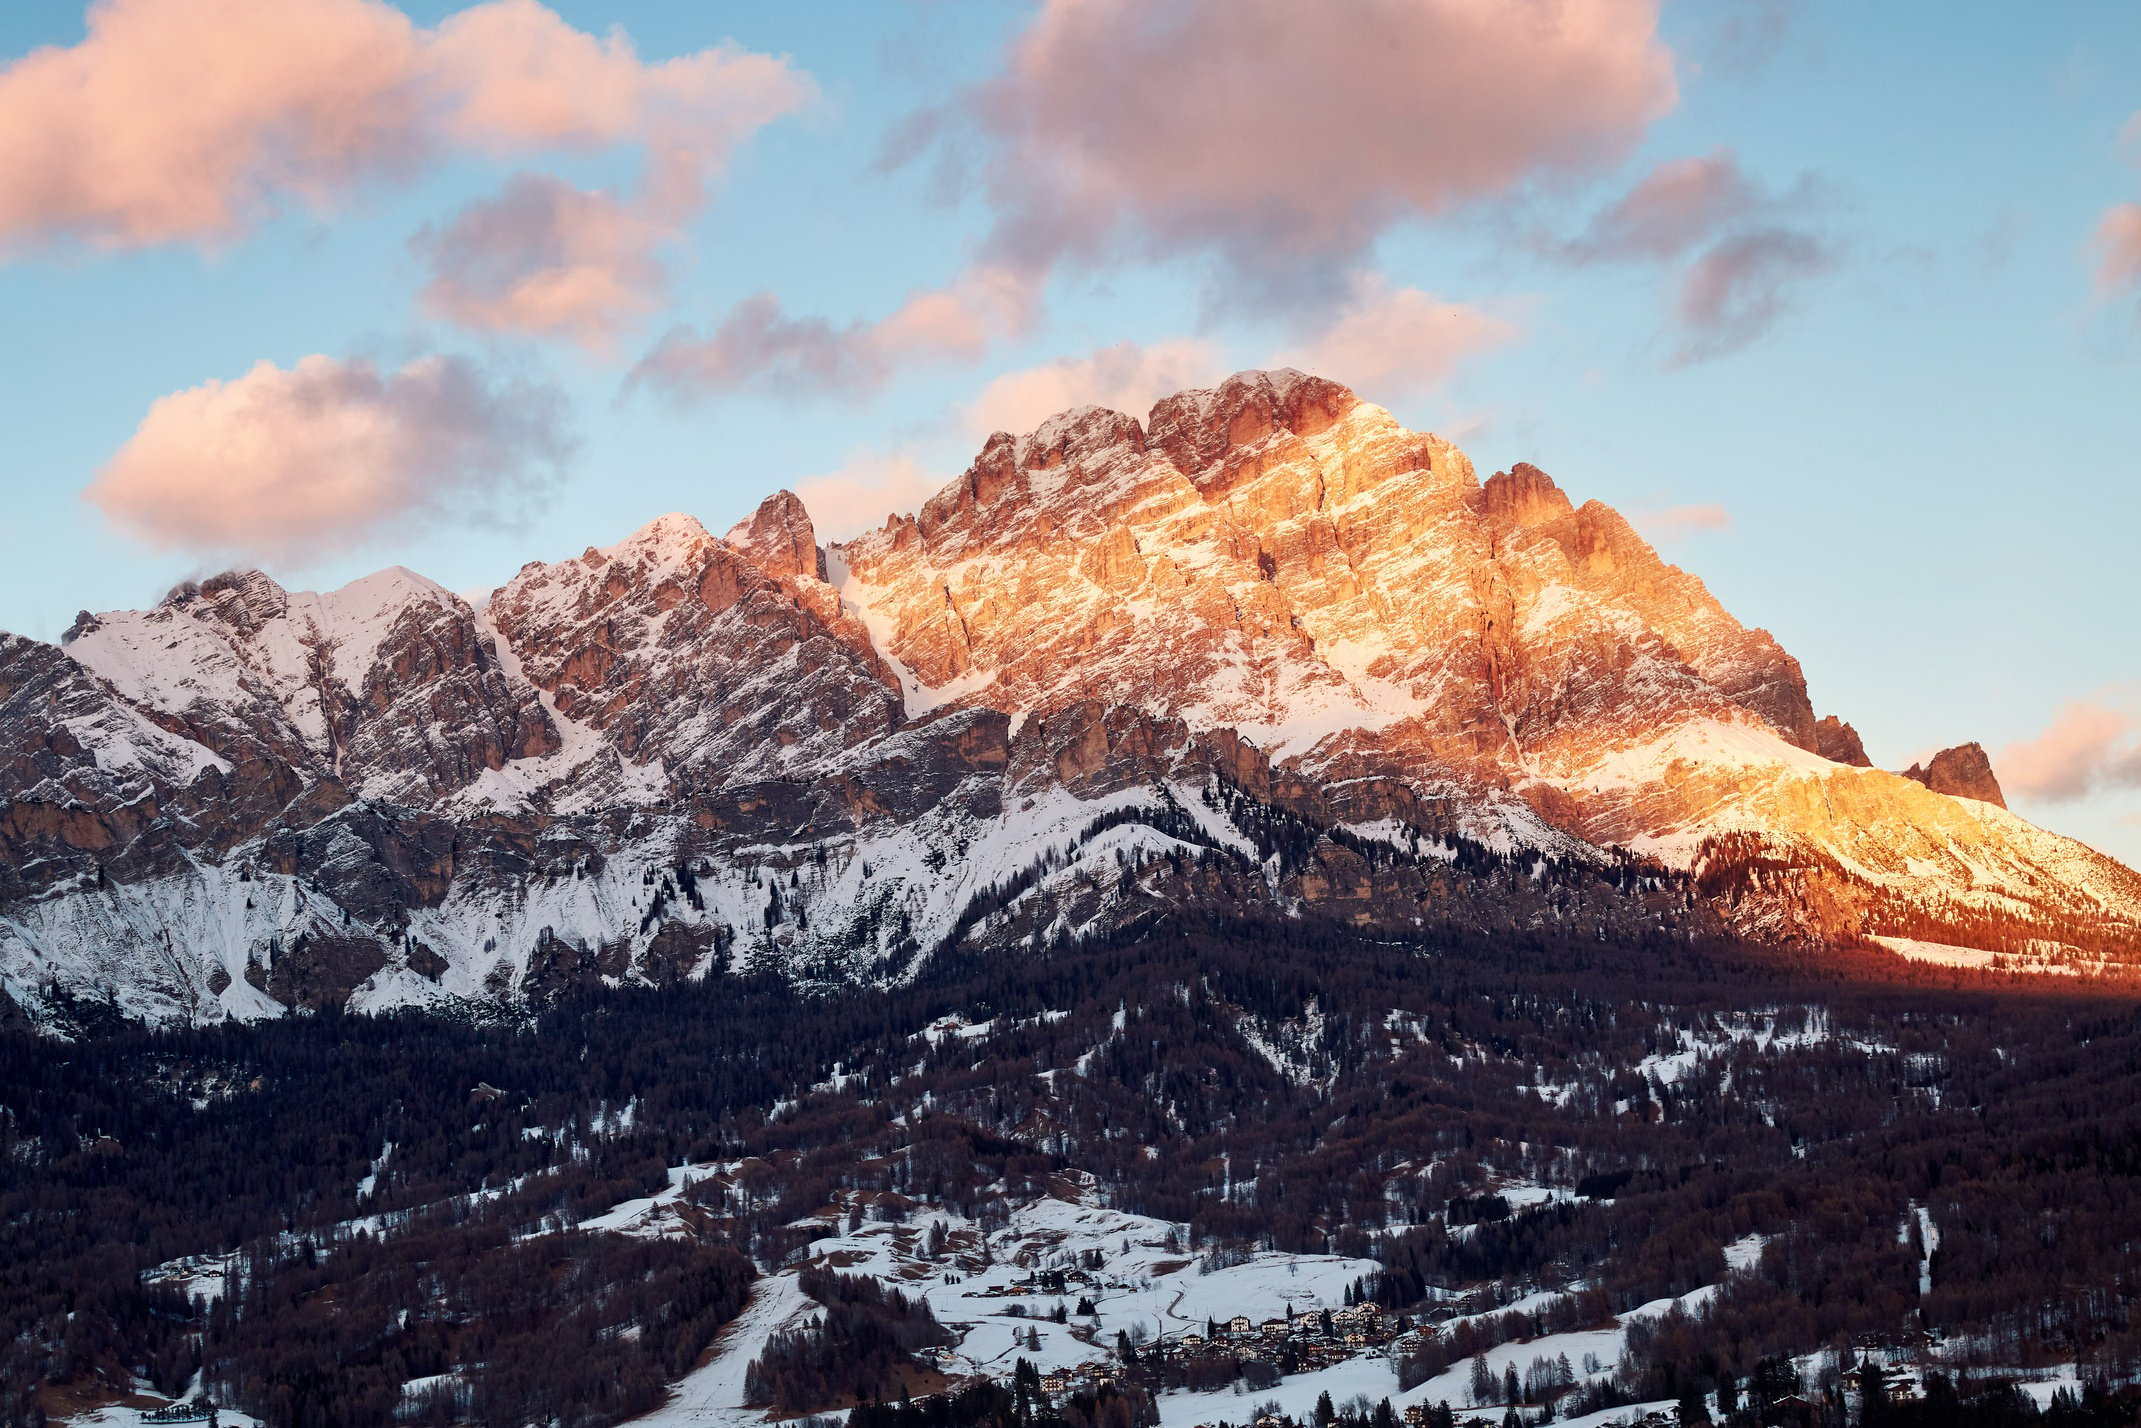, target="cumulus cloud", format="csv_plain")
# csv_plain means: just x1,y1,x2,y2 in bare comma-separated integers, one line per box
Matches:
1273,277,1519,401
961,340,1225,438
913,0,1675,297
633,265,1039,402
1999,700,2141,804
413,175,672,352
1631,503,1731,541
1669,227,1832,364
85,353,573,564
793,454,947,540
0,0,809,254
